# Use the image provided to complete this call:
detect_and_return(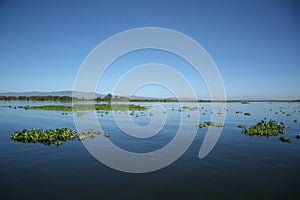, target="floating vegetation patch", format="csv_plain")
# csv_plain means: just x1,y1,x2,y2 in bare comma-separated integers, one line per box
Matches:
198,121,224,128
181,106,198,111
26,104,148,111
296,134,300,139
104,133,110,137
244,112,251,116
77,129,102,140
11,128,110,146
279,136,291,143
241,119,287,137
11,128,77,146
236,111,242,114
236,124,246,129
241,101,250,104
